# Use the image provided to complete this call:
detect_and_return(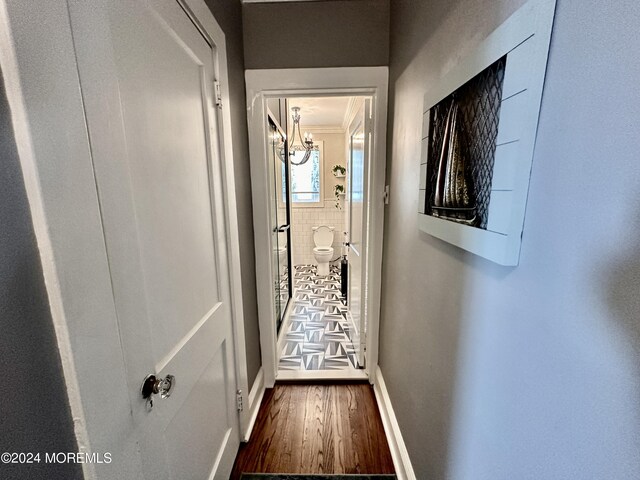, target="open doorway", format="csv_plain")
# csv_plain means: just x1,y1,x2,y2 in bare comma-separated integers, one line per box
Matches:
267,96,370,376
246,67,388,385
